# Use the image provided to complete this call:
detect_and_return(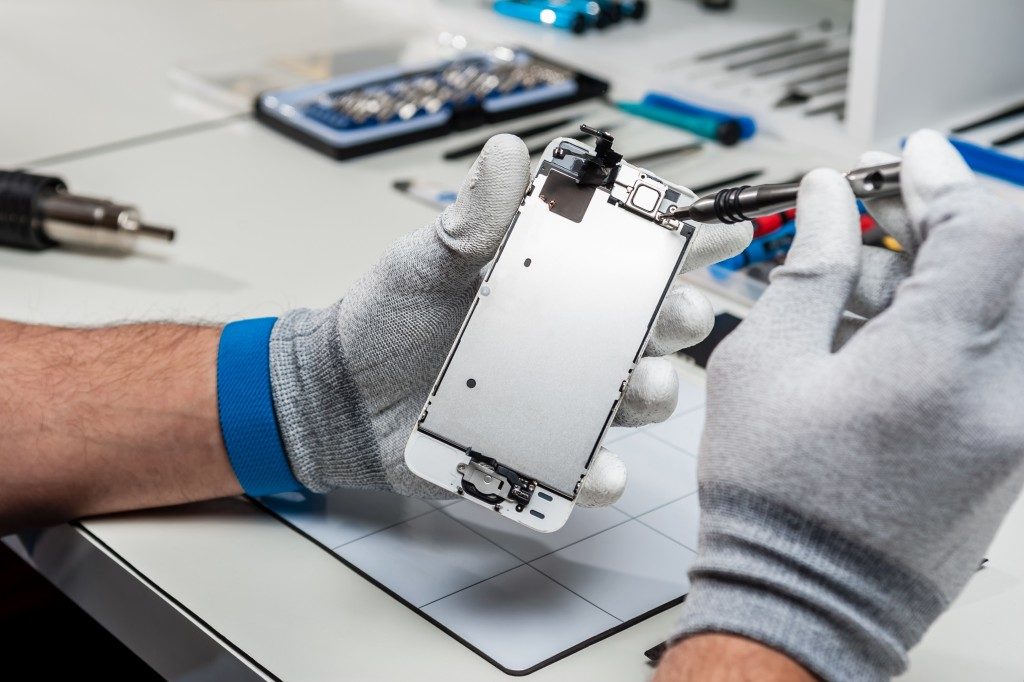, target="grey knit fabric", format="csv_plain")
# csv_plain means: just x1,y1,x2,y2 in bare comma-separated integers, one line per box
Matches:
269,304,388,492
672,131,1024,680
269,135,532,496
678,485,946,681
267,134,752,501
